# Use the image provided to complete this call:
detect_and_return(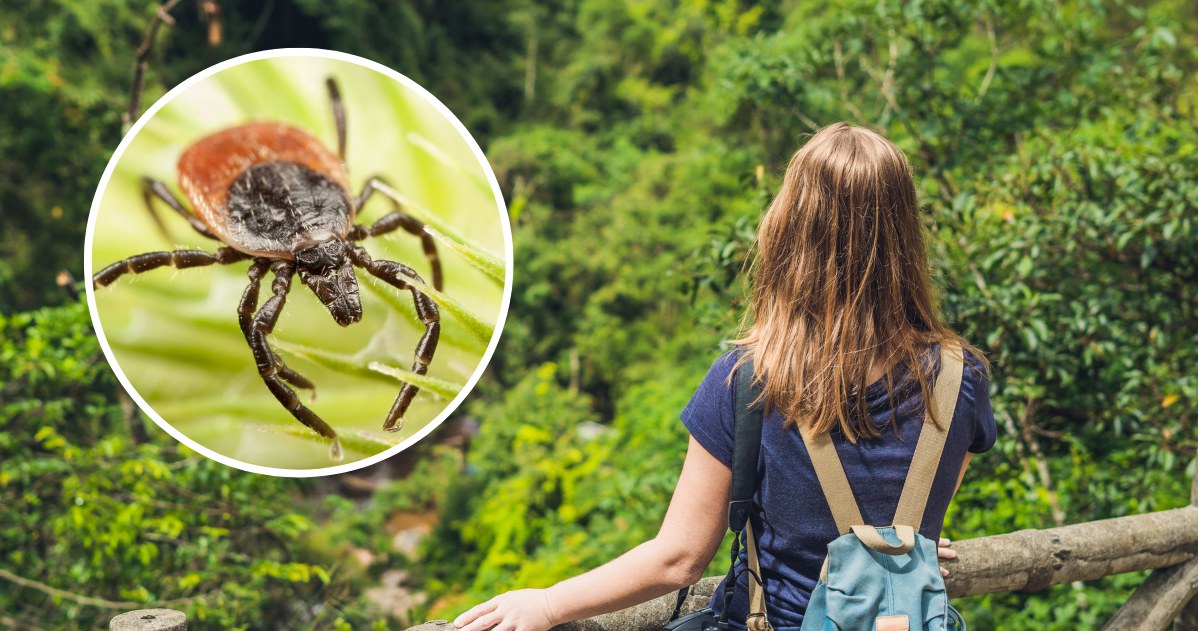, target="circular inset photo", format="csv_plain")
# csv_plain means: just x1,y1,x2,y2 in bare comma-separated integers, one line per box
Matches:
85,50,511,476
